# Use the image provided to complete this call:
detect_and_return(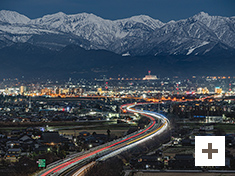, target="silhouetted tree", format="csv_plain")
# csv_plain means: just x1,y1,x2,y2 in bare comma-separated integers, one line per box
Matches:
107,129,111,138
